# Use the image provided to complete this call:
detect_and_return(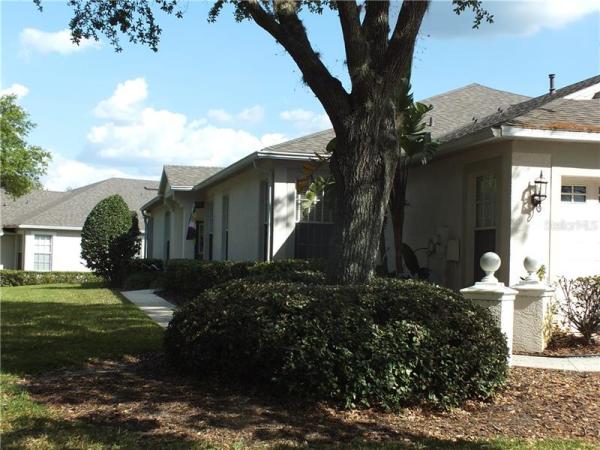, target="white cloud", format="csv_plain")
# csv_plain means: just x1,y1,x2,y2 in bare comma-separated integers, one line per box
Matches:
0,83,29,99
93,78,148,120
421,0,600,38
43,153,144,191
20,28,101,56
207,108,232,122
237,105,265,124
207,105,265,125
86,79,288,169
280,108,331,133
